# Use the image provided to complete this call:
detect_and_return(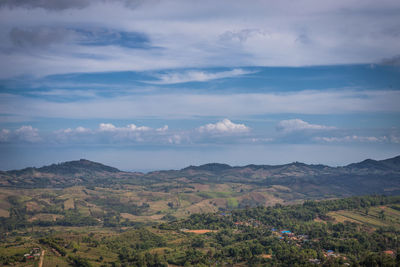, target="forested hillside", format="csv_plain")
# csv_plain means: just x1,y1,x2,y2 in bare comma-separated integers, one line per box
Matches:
1,195,400,266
